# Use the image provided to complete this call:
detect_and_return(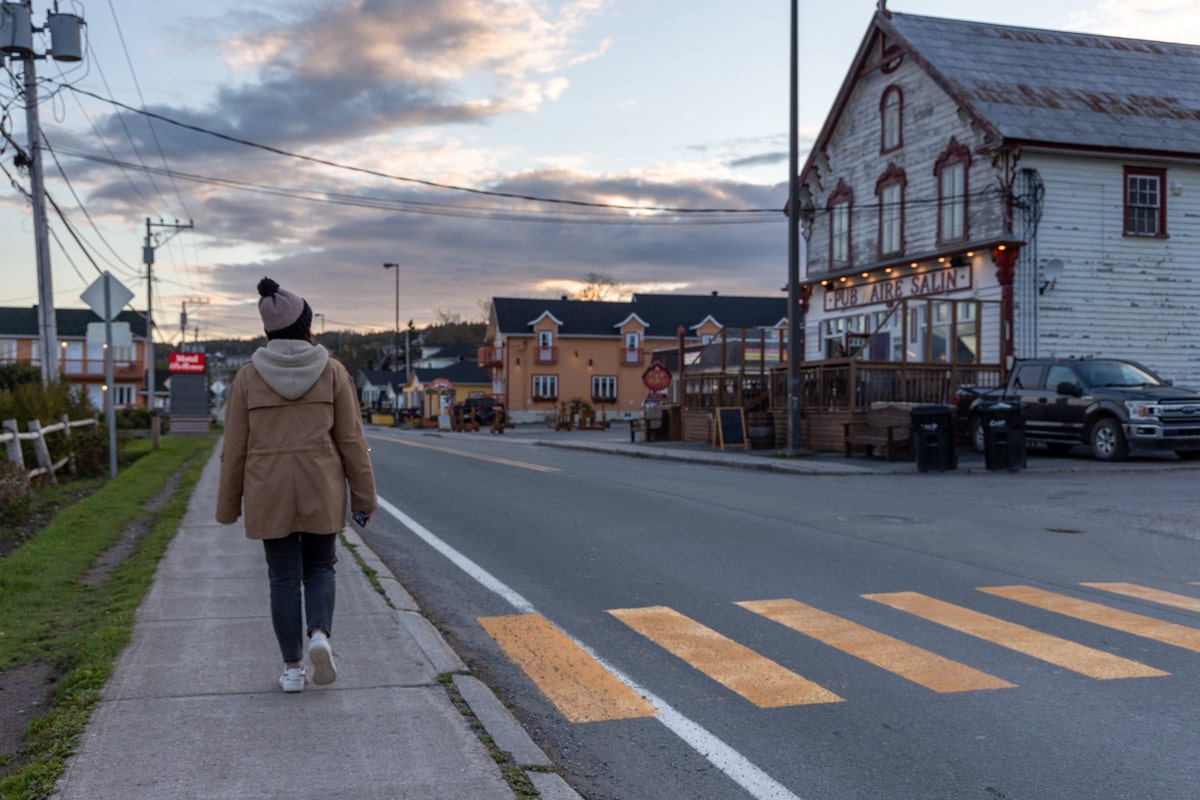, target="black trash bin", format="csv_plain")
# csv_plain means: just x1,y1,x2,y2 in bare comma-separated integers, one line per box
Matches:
980,401,1026,471
910,404,957,472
